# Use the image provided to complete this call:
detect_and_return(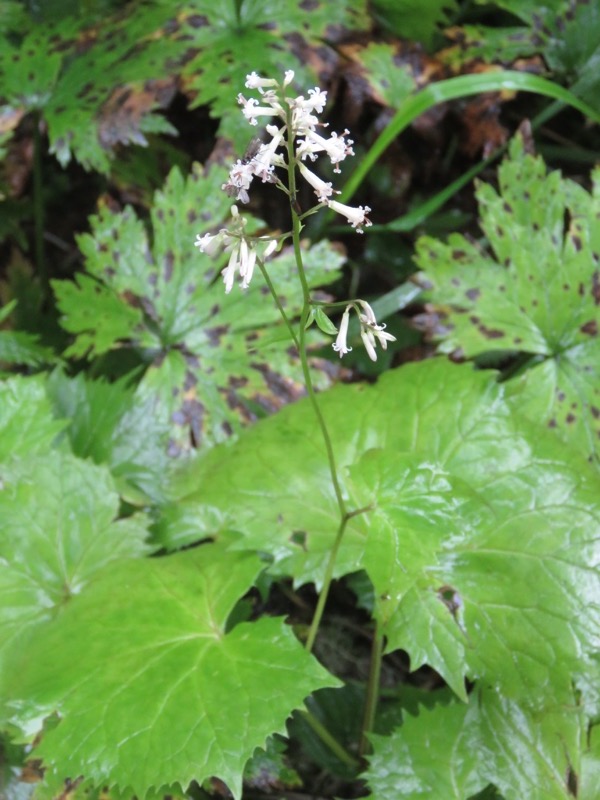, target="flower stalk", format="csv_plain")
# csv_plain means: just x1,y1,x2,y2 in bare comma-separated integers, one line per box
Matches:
194,70,396,658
